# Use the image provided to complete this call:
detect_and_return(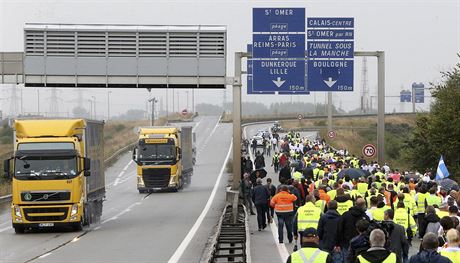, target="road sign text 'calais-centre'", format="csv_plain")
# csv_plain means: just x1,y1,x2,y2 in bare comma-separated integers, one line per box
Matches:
251,8,307,94
307,17,354,92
